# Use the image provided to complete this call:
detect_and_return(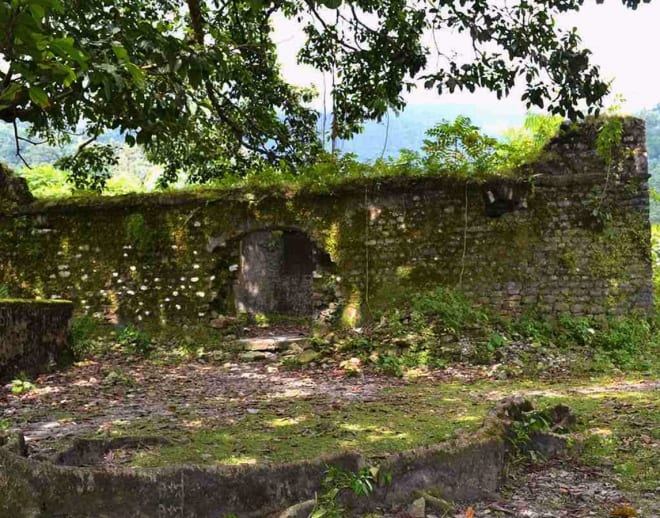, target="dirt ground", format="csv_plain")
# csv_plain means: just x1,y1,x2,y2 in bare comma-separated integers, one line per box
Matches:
1,352,658,517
